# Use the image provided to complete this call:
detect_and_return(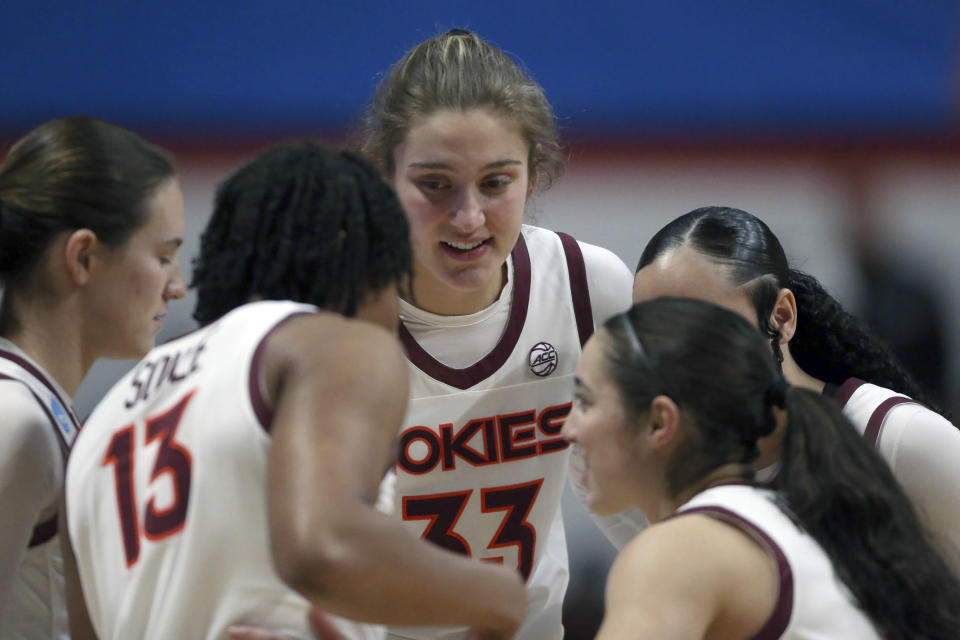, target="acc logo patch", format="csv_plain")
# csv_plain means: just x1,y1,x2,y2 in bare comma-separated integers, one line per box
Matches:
528,342,558,377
